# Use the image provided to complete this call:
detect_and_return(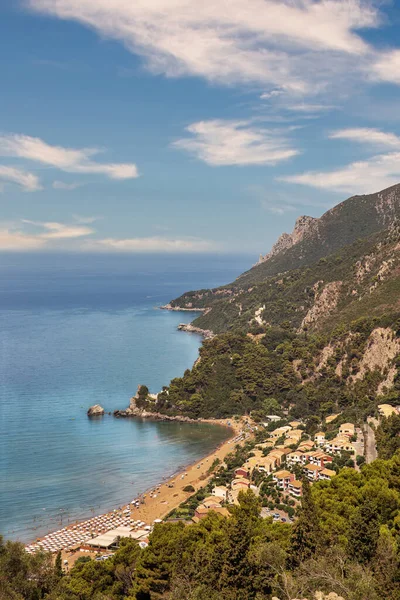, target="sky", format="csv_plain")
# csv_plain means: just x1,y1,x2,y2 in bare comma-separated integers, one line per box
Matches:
2,1,400,256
